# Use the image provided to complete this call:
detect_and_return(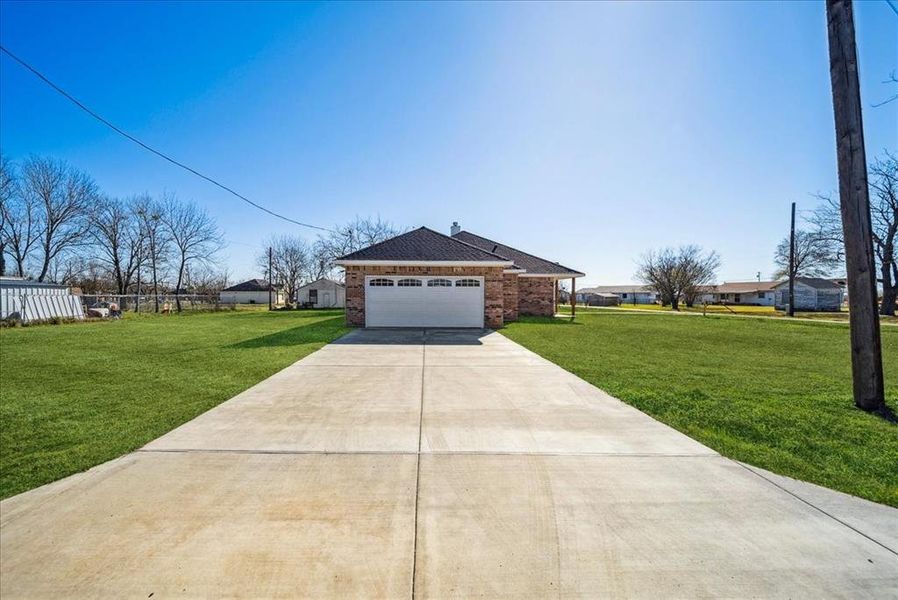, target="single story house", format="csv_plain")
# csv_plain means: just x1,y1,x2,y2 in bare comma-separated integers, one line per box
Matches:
708,281,777,306
334,224,584,328
0,277,85,323
774,277,843,311
296,278,345,308
577,291,620,306
579,285,658,305
219,279,285,305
